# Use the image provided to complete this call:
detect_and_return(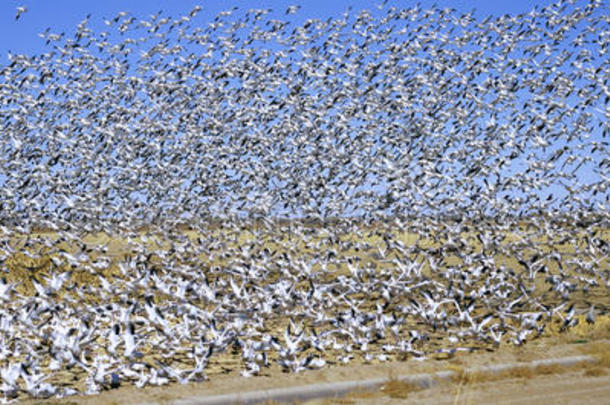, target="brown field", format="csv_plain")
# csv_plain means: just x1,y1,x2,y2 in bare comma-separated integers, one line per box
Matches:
1,220,608,403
